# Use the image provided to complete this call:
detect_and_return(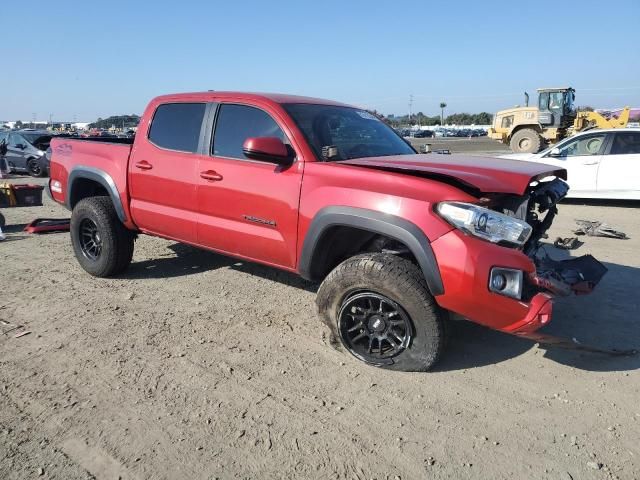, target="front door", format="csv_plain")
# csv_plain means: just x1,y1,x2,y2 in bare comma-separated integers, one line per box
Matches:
197,103,302,269
128,102,207,243
6,133,28,171
597,131,640,197
541,132,608,195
